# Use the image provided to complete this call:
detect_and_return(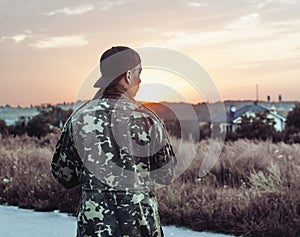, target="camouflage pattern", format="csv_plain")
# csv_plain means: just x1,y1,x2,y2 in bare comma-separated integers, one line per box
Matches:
51,85,177,237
